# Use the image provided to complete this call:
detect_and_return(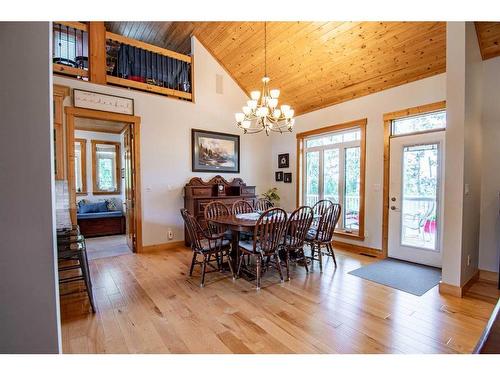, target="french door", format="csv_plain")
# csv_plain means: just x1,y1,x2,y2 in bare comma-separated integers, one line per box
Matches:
388,131,445,267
